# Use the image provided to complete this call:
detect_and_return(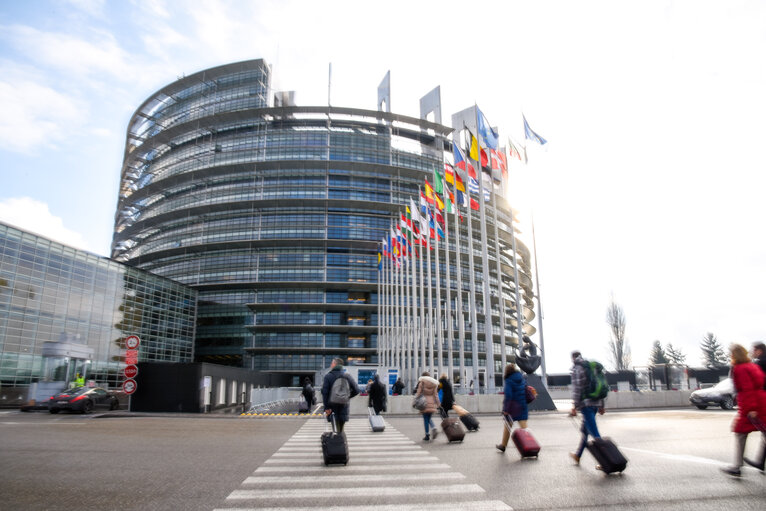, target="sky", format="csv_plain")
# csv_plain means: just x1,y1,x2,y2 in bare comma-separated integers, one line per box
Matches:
2,0,765,374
